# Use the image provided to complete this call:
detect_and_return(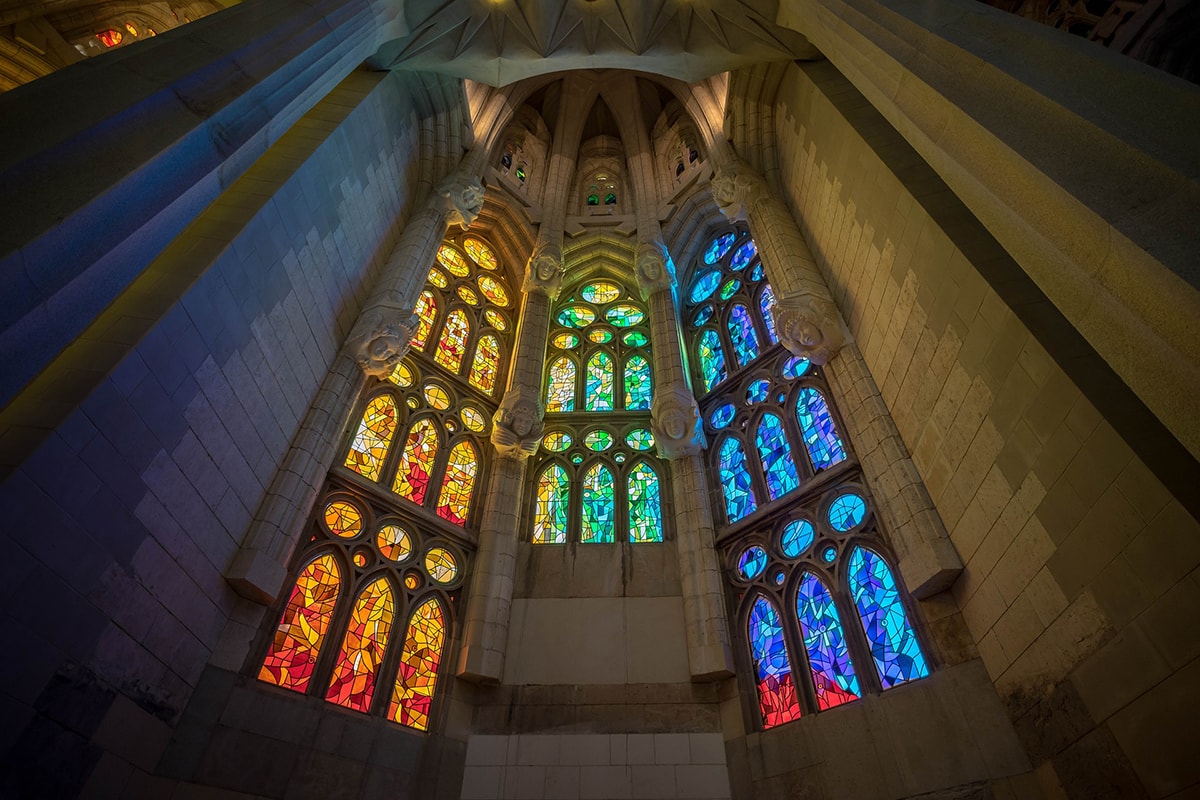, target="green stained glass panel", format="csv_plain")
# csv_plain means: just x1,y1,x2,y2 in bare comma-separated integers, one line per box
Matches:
698,329,727,393
622,331,649,347
606,304,645,327
588,328,614,344
558,306,596,328
625,429,655,450
533,464,570,544
542,431,573,451
546,356,576,412
552,332,579,349
628,463,662,543
582,282,621,303
584,430,614,451
585,352,614,411
581,463,615,543
719,278,741,301
624,354,652,411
